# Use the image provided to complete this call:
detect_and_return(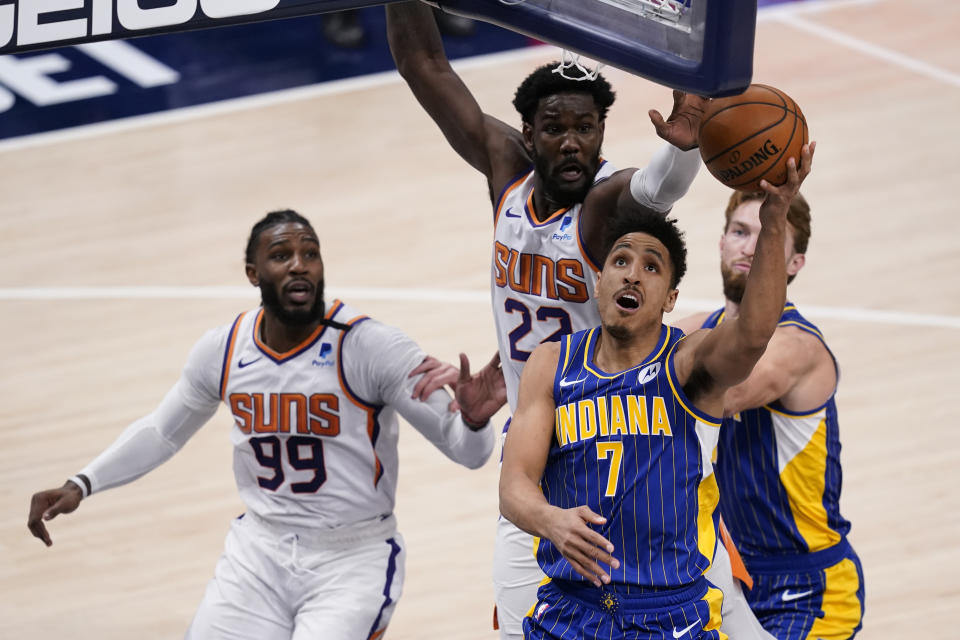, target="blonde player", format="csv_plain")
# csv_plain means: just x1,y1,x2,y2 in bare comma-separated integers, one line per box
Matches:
385,2,778,638
27,209,505,640
673,184,864,640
